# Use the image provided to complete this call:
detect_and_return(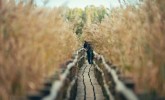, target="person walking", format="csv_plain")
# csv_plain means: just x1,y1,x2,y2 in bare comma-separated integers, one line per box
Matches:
83,41,94,64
